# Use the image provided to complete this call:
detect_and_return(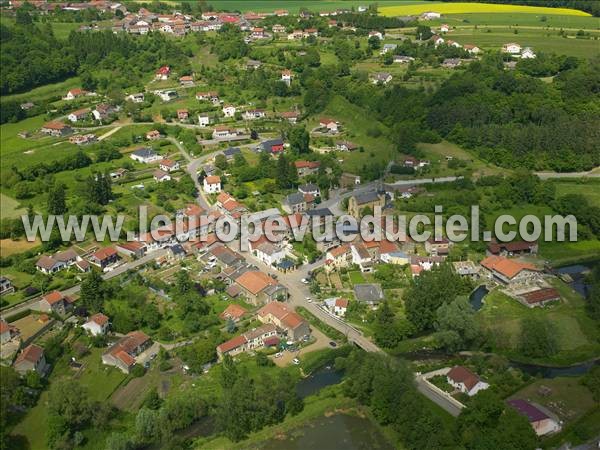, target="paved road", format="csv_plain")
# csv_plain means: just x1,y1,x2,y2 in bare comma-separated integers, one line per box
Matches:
0,249,166,319
535,169,600,179
415,377,463,417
